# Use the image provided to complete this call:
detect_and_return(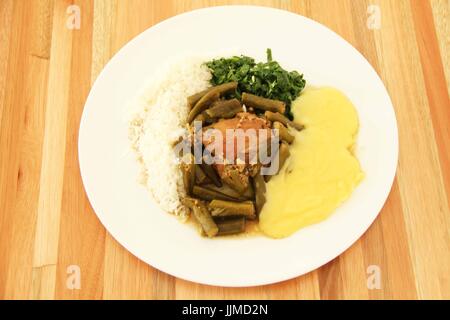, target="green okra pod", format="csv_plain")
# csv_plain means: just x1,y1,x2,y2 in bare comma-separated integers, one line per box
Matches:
242,92,286,114
209,200,256,219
